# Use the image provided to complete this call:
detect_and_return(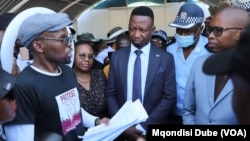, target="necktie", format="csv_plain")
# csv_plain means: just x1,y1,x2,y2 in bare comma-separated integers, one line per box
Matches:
132,50,142,102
